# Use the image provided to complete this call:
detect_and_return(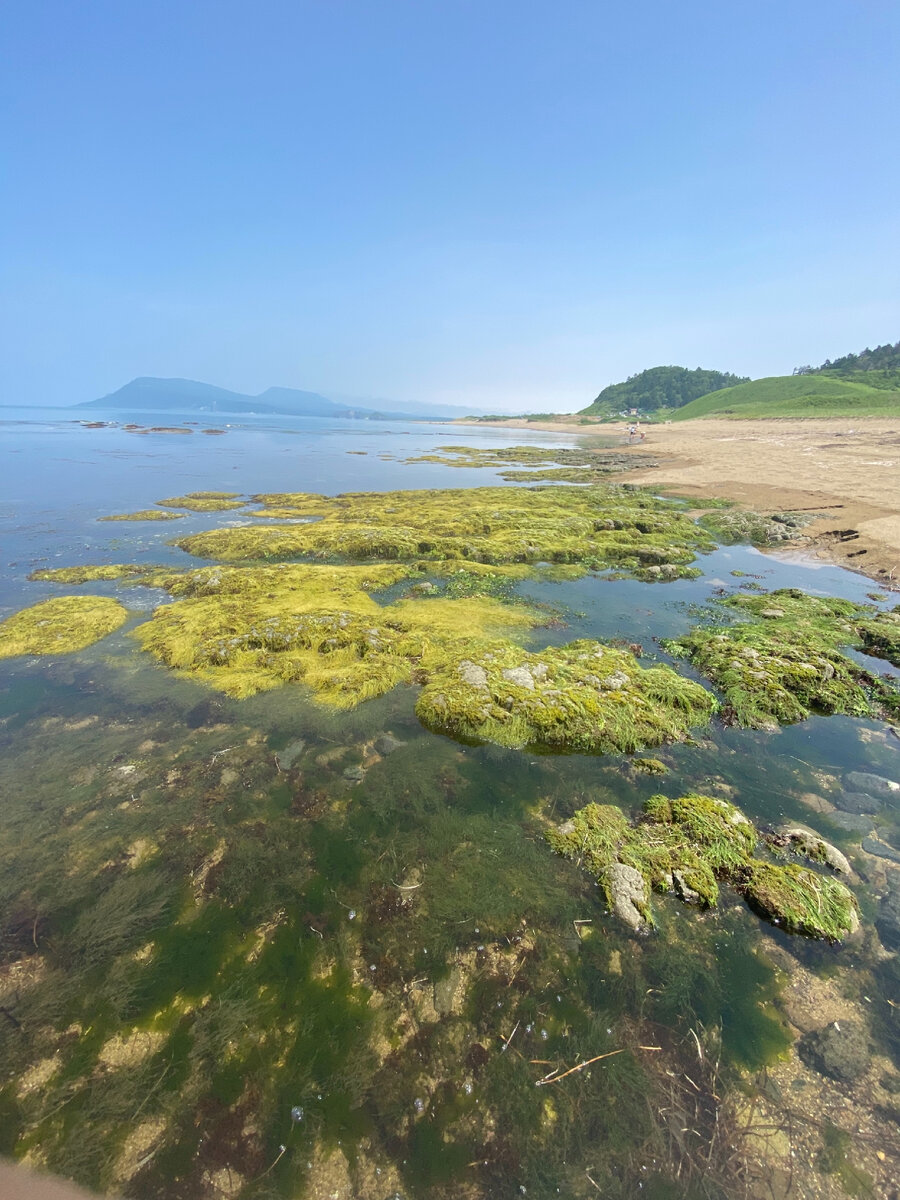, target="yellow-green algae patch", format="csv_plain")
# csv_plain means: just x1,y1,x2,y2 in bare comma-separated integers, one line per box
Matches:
548,793,859,940
131,562,547,706
98,509,185,522
0,595,130,657
416,639,715,753
175,485,712,580
156,491,246,512
665,587,900,728
29,564,160,584
402,444,657,483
